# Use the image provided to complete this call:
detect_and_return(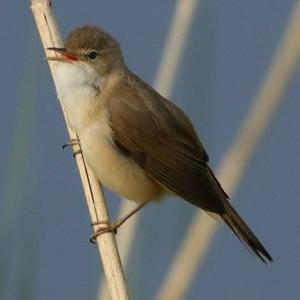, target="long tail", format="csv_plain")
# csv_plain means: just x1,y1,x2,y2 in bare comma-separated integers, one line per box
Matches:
221,203,273,264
